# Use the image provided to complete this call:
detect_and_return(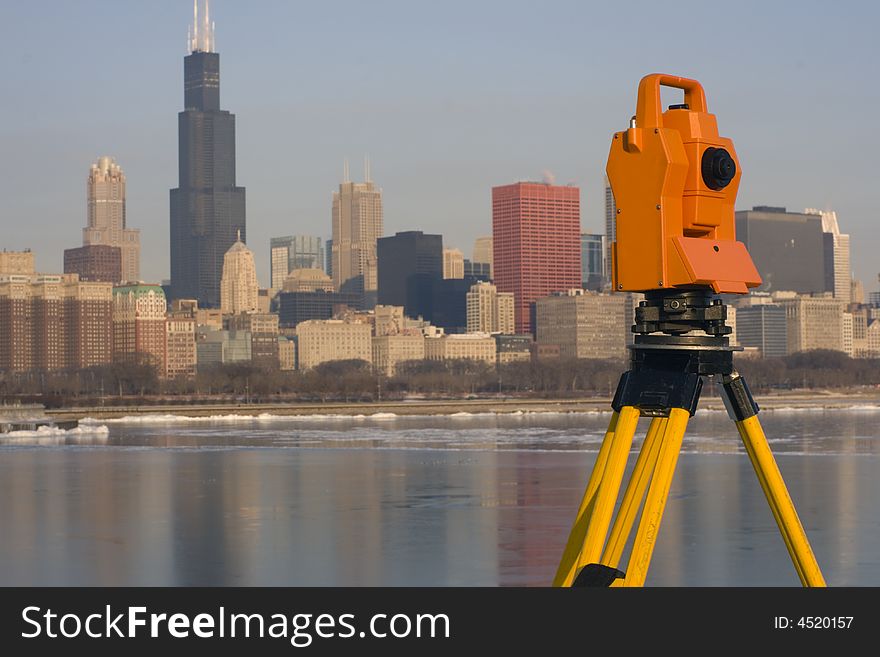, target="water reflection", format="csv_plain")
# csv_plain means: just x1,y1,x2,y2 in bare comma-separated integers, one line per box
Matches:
0,410,878,586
